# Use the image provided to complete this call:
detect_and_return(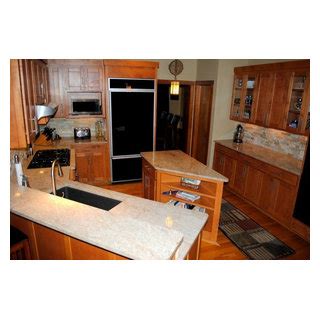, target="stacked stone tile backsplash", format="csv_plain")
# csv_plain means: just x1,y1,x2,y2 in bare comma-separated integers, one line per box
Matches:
44,118,106,137
243,124,308,160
